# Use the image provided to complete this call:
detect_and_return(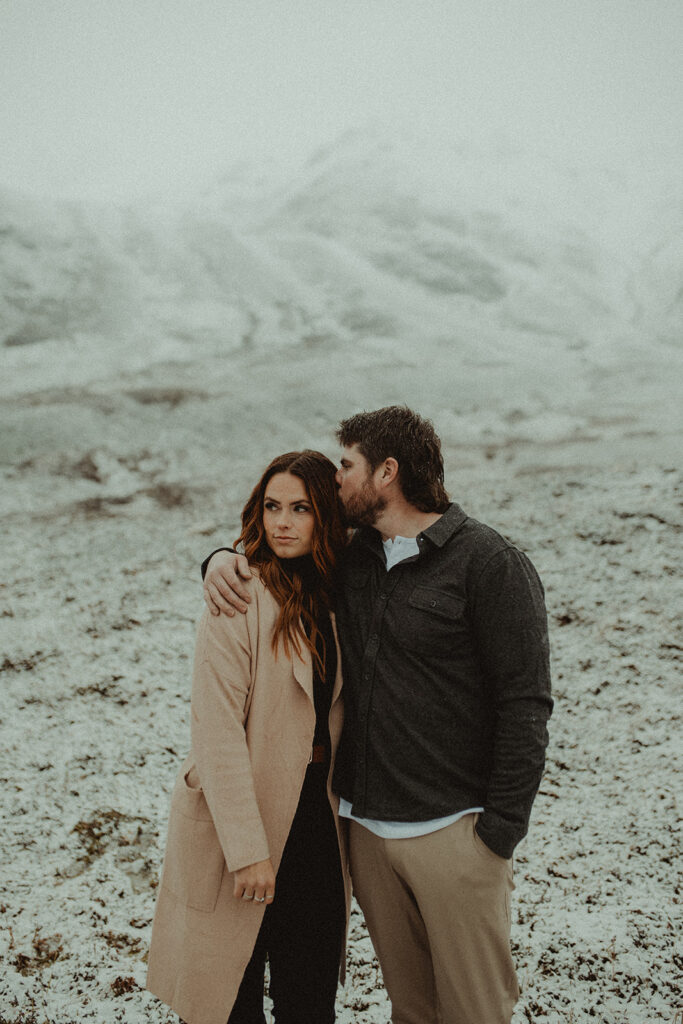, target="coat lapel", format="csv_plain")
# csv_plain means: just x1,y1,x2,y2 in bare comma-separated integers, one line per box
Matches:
291,615,343,705
330,613,343,706
291,643,313,701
